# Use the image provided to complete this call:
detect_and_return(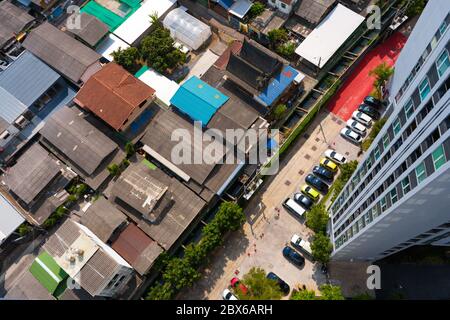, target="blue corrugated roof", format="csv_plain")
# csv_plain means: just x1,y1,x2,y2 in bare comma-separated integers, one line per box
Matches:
0,51,60,108
217,0,234,10
170,76,229,125
257,65,300,106
0,87,27,123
